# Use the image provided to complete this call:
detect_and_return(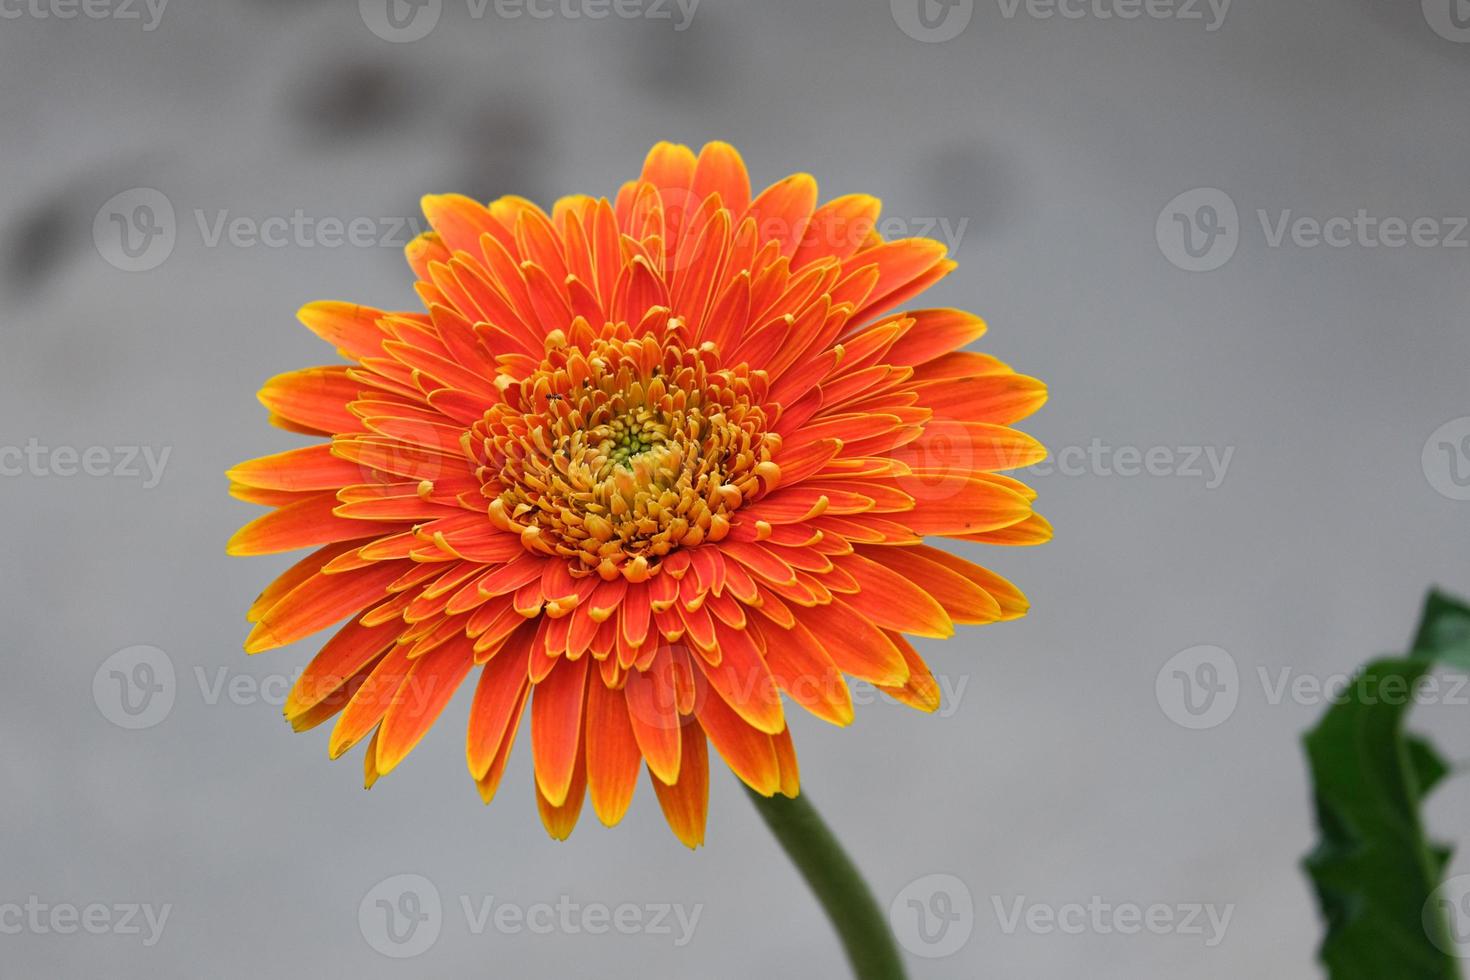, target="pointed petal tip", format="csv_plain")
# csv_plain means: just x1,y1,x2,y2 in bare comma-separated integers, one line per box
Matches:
242,624,278,655
534,771,572,810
